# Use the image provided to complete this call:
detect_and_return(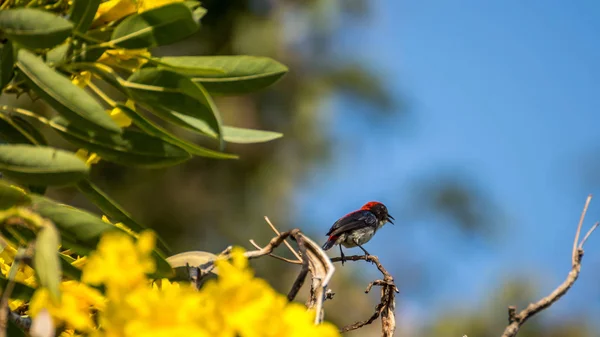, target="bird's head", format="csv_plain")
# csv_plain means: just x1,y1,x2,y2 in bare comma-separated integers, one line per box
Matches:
361,201,394,225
